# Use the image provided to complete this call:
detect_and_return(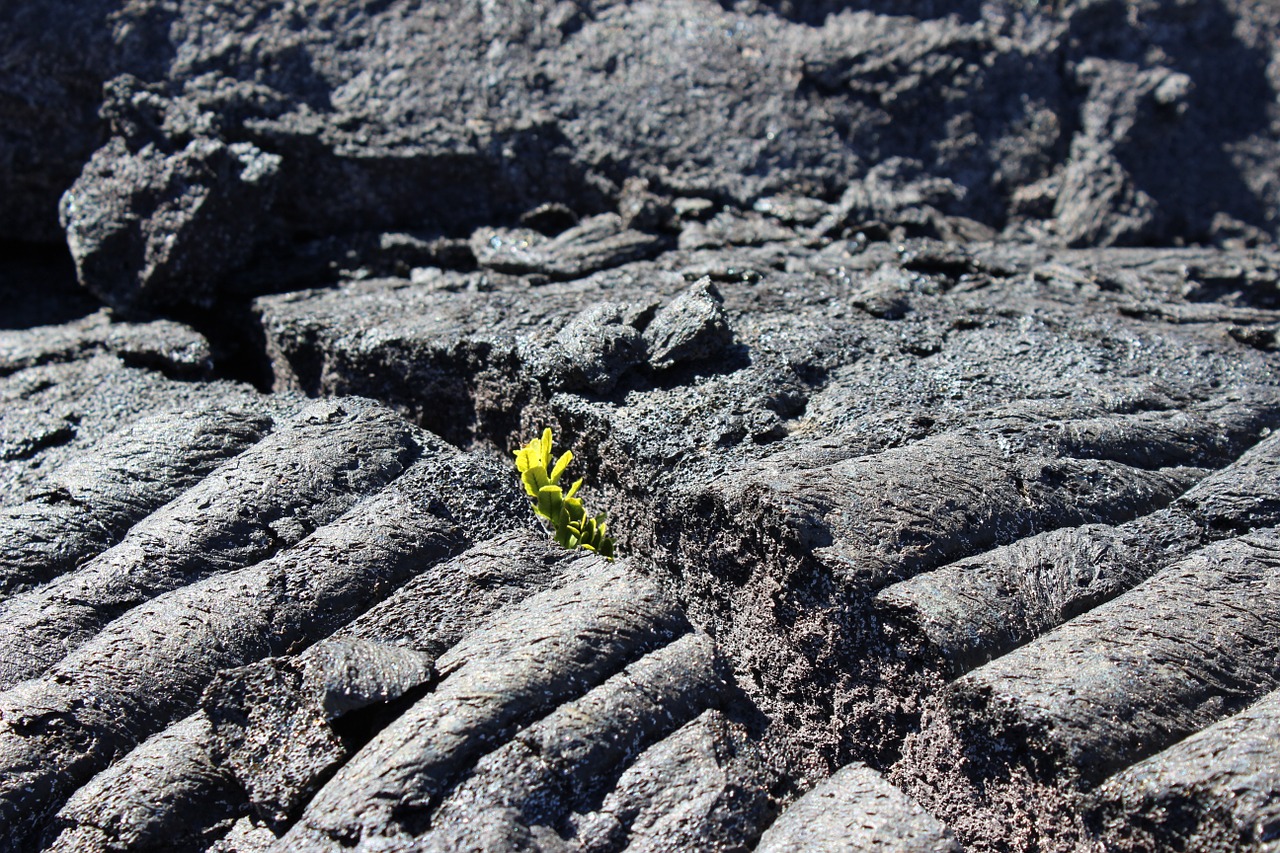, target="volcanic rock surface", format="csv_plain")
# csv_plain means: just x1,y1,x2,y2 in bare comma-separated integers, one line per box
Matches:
5,1,1280,852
